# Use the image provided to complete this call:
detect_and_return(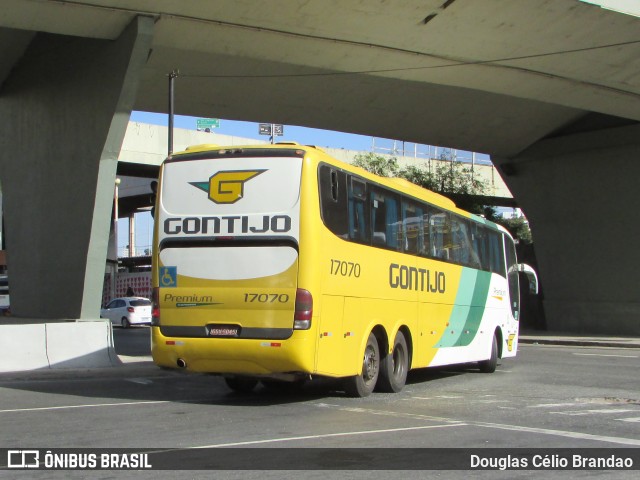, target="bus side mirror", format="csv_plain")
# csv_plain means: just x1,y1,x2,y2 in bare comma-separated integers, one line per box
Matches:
517,263,538,295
